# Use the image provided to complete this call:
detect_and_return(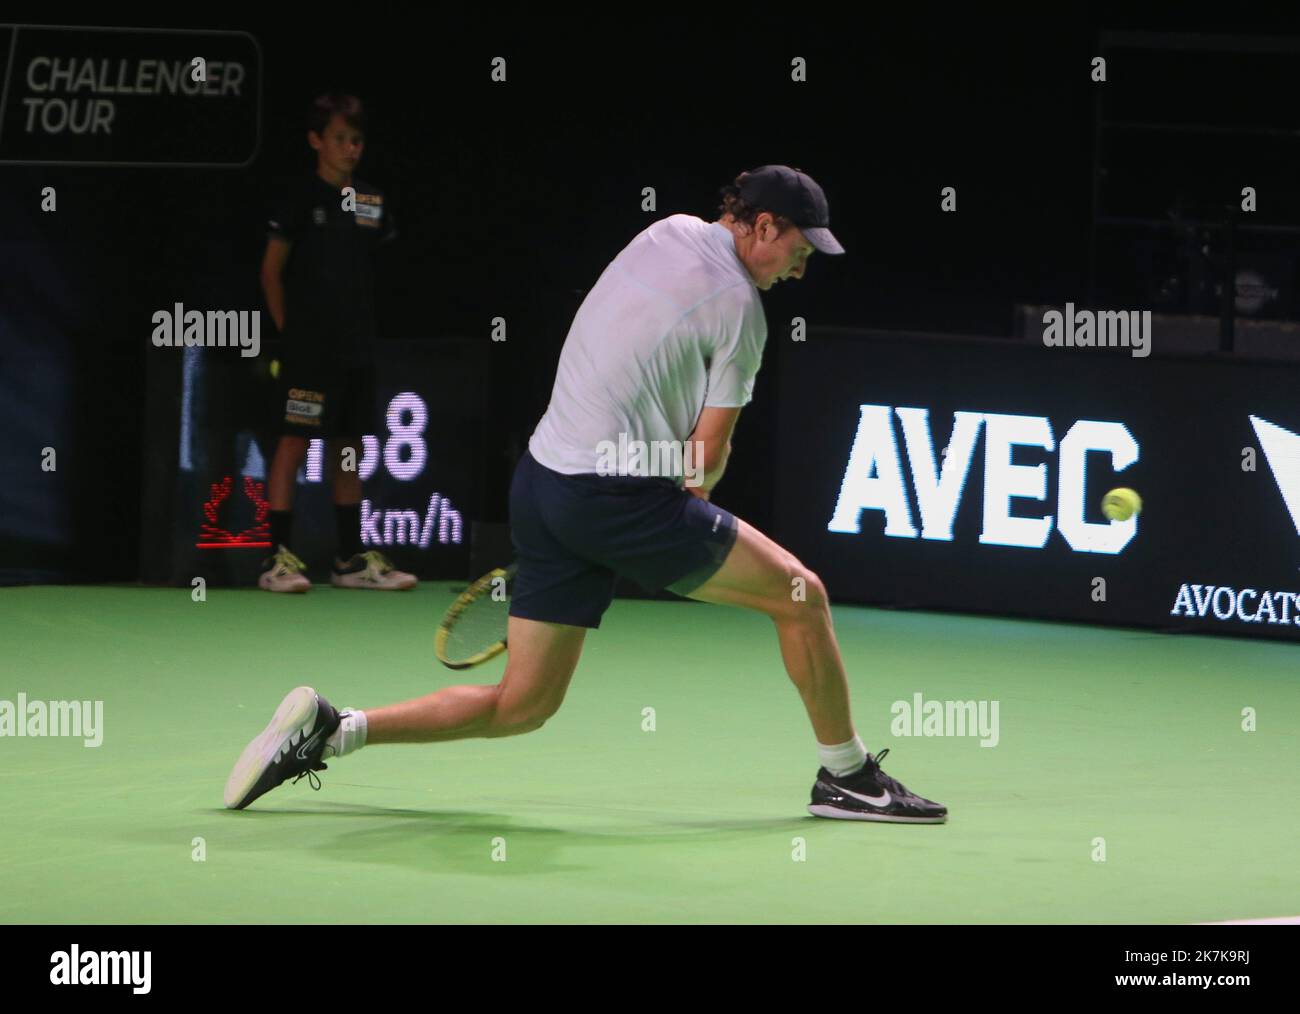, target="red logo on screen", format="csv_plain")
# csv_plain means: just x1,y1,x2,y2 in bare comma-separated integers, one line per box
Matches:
198,476,272,549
